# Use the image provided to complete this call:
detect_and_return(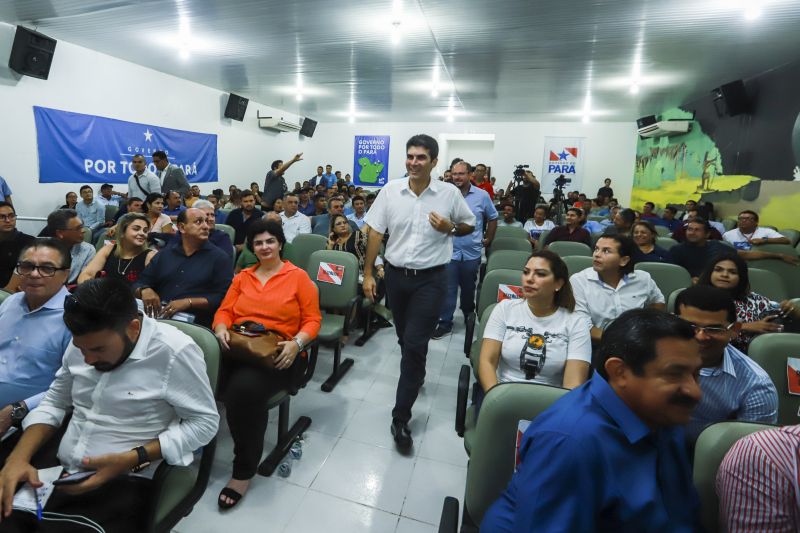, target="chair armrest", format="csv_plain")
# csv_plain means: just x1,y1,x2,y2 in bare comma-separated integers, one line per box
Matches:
438,496,460,533
463,311,476,356
455,364,470,437
342,295,361,336
289,340,319,395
